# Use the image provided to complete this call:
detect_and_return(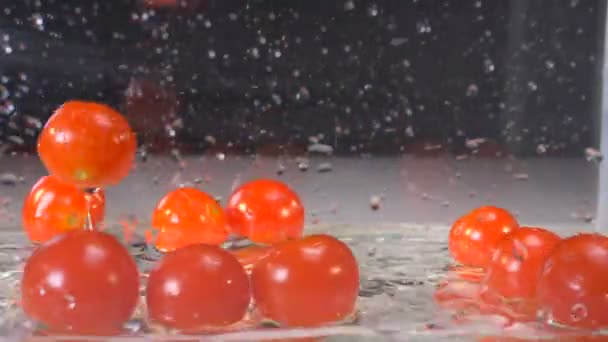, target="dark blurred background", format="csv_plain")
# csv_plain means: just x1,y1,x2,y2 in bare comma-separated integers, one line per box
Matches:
0,0,605,157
